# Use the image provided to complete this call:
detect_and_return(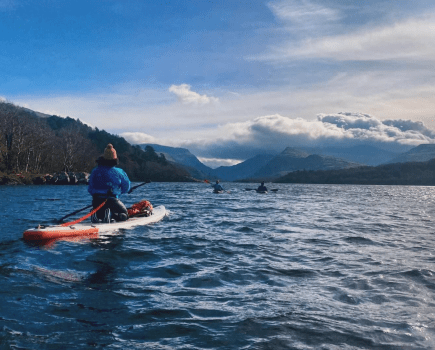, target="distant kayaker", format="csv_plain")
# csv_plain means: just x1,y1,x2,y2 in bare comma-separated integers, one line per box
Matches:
88,144,131,223
257,181,268,192
212,180,224,192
